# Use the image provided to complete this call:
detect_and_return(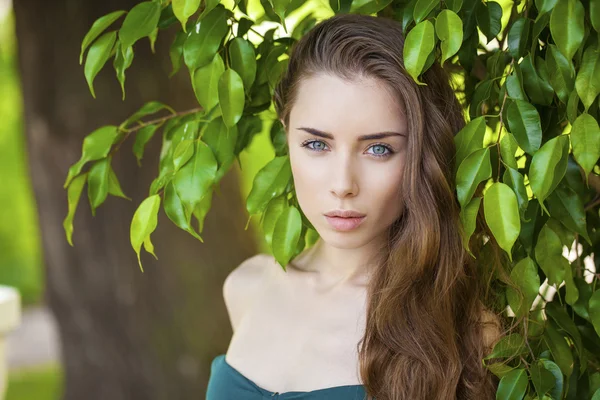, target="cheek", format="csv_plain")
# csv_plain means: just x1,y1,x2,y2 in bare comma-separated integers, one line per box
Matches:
289,147,327,184
369,169,404,220
289,150,324,212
